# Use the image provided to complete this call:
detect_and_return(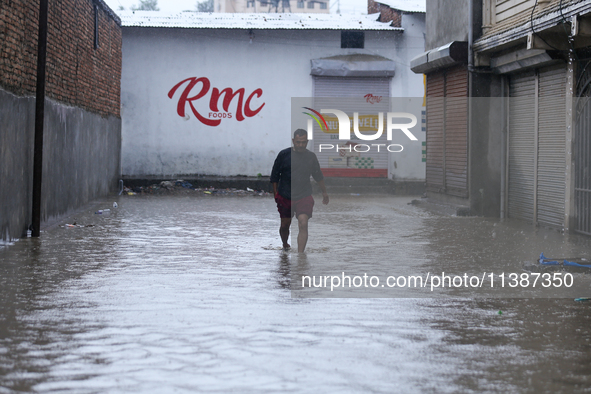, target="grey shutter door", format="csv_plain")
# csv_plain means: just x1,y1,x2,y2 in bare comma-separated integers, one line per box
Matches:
425,66,467,197
508,71,536,222
313,77,390,173
444,66,468,198
508,65,567,227
537,65,566,228
426,71,445,192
